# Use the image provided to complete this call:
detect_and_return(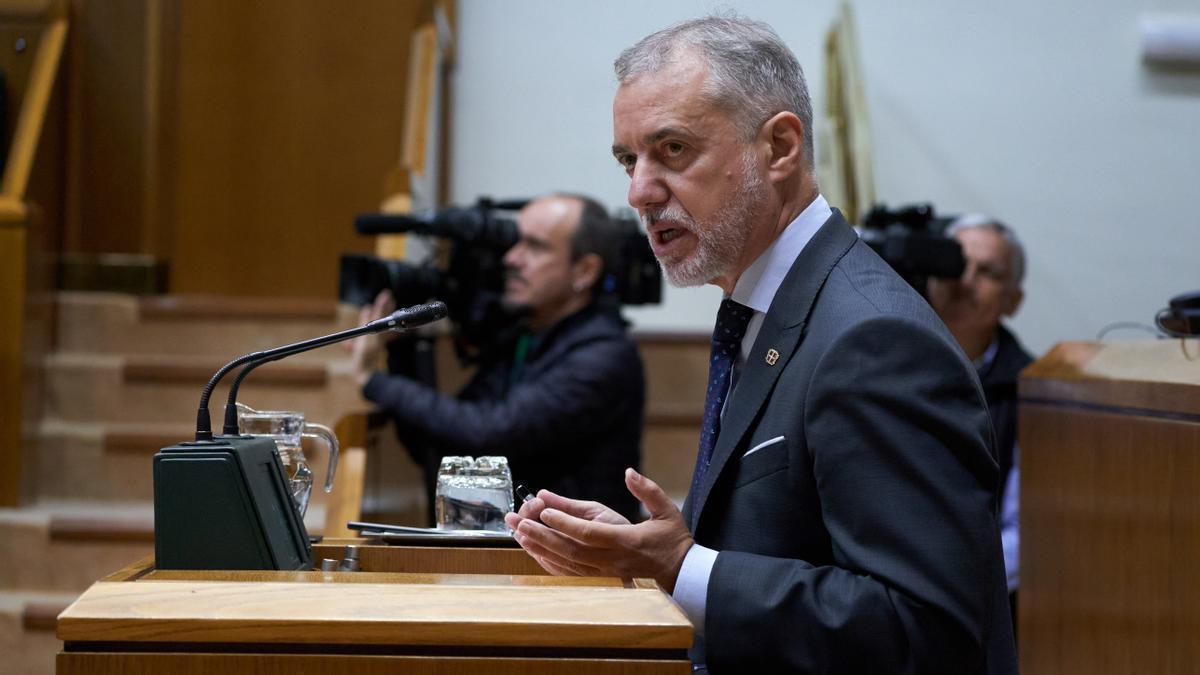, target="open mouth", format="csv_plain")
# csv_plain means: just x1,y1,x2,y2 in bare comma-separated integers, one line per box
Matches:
657,228,683,244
